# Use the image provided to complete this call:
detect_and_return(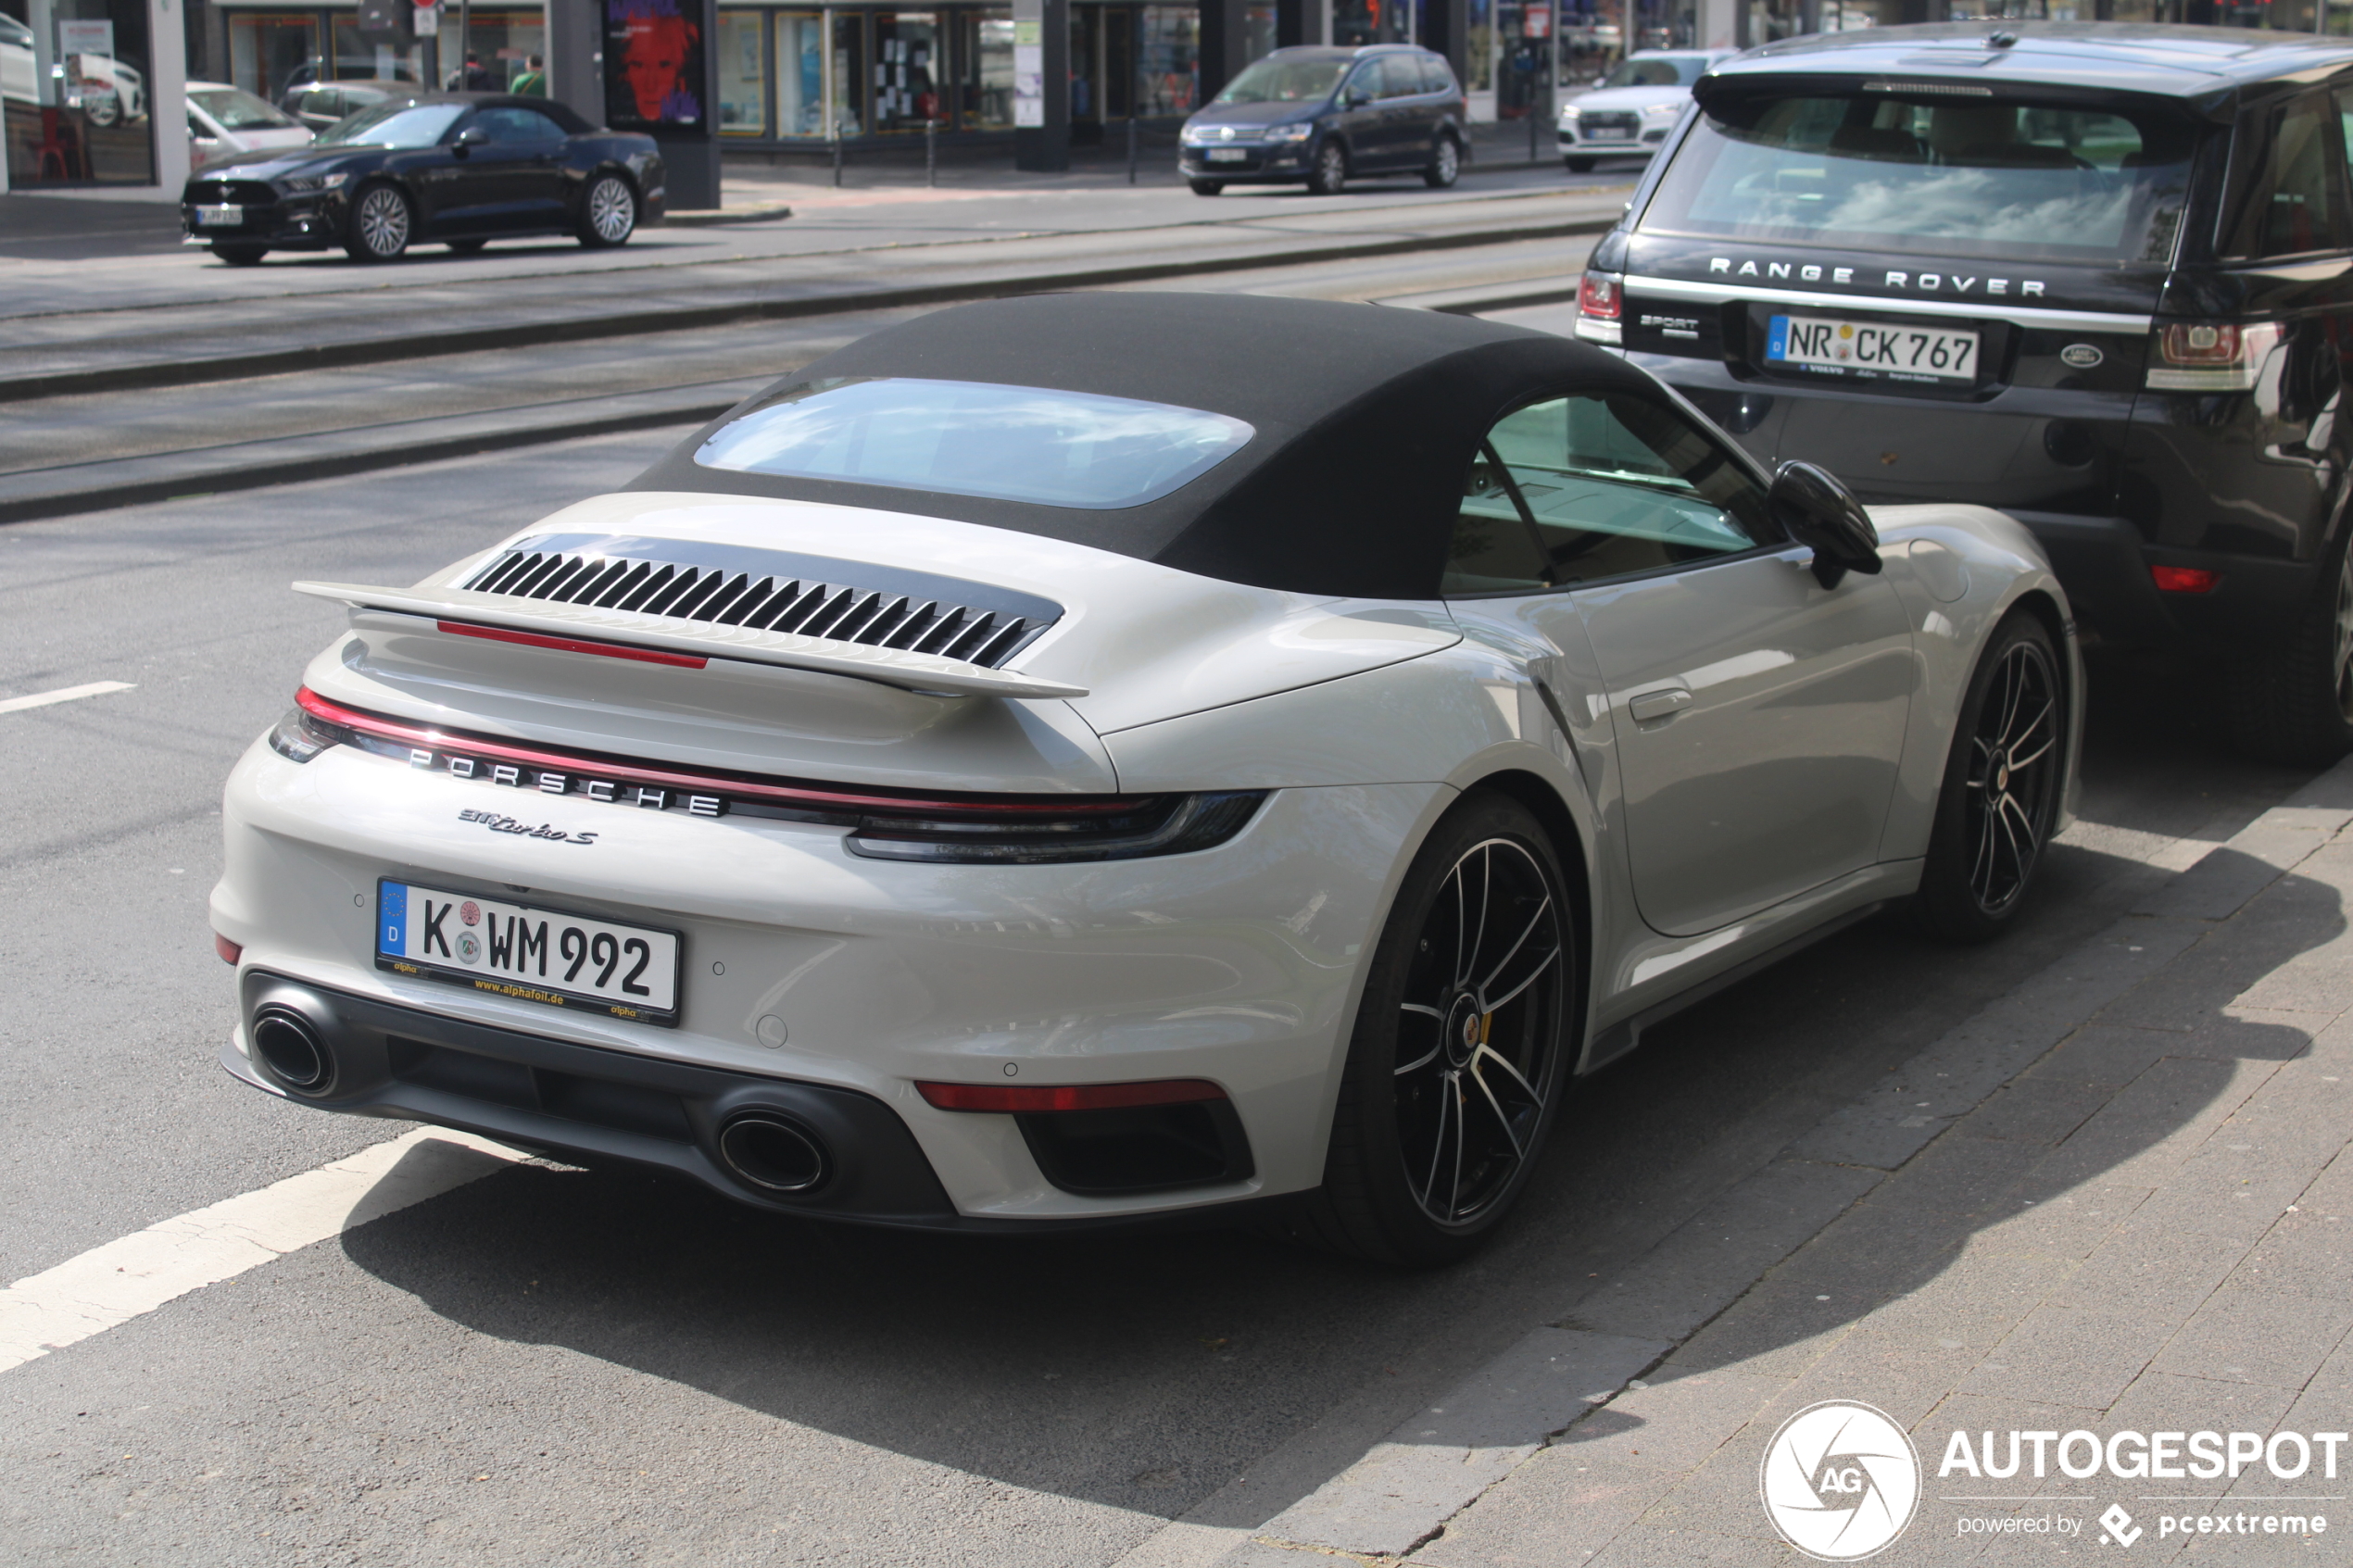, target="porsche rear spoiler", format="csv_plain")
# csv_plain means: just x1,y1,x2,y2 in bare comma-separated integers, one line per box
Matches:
292,581,1090,700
